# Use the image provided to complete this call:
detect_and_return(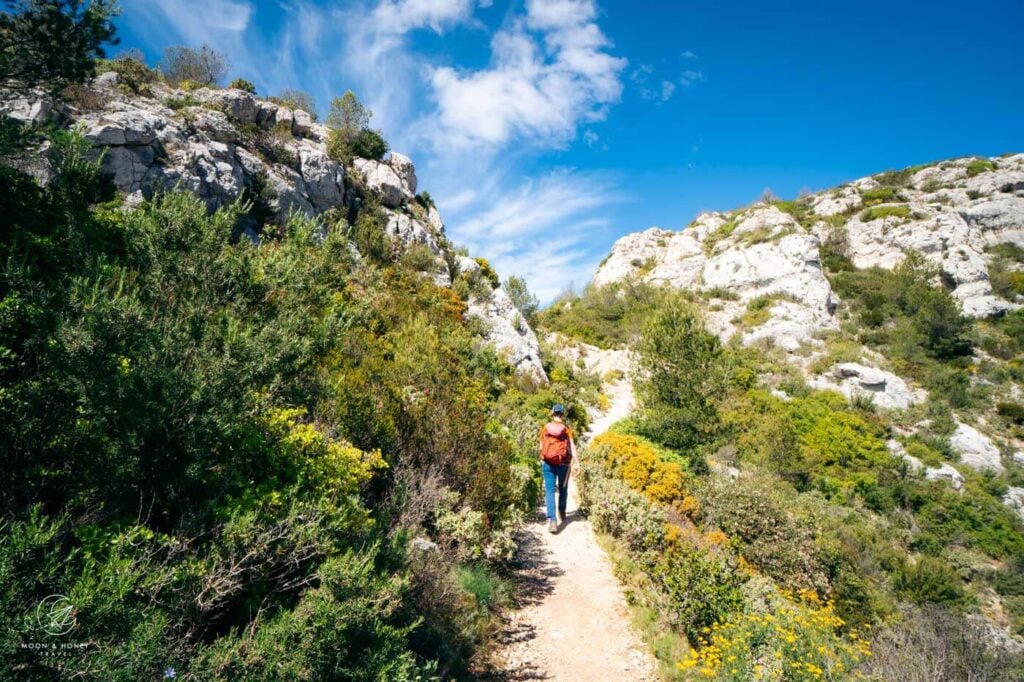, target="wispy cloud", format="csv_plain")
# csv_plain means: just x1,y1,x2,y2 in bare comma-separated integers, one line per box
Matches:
449,169,622,301
630,63,676,102
680,49,699,59
680,68,706,86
